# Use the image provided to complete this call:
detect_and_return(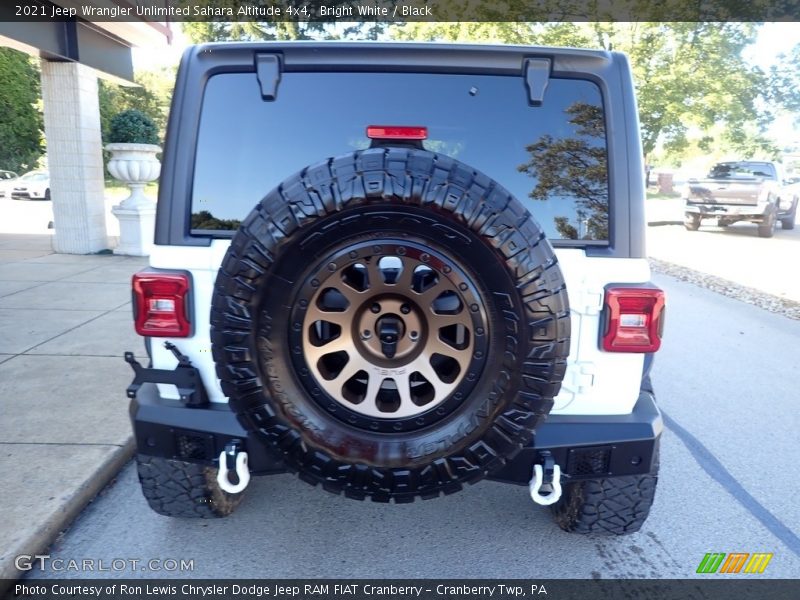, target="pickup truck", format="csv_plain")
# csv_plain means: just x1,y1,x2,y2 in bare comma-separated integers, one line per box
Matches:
682,160,799,237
